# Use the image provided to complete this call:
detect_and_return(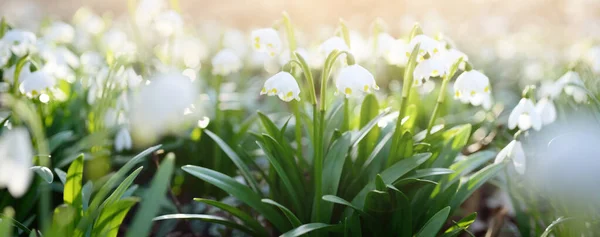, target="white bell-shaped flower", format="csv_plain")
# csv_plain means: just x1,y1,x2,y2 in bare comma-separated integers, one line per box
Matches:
494,140,526,174
537,81,563,99
114,127,133,152
0,127,33,197
154,10,183,37
171,35,209,68
0,41,11,67
535,97,557,125
129,73,199,147
369,32,395,58
251,28,282,57
1,29,37,57
260,72,301,102
335,64,379,98
453,70,492,109
319,36,349,56
508,98,542,131
19,70,56,96
211,48,242,76
407,35,444,61
443,48,468,70
384,39,408,66
557,71,587,103
413,53,447,86
43,21,75,44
